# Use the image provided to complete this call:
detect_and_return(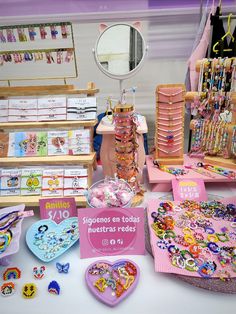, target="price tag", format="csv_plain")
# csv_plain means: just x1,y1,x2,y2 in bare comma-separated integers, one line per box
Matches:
39,198,77,224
